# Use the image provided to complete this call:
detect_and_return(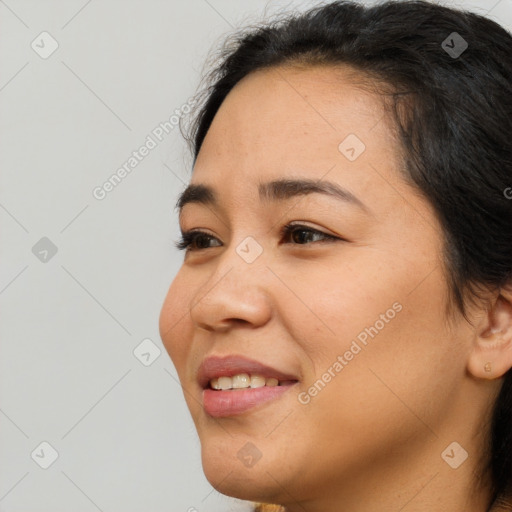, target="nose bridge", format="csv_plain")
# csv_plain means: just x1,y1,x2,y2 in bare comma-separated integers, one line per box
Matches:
189,237,272,330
